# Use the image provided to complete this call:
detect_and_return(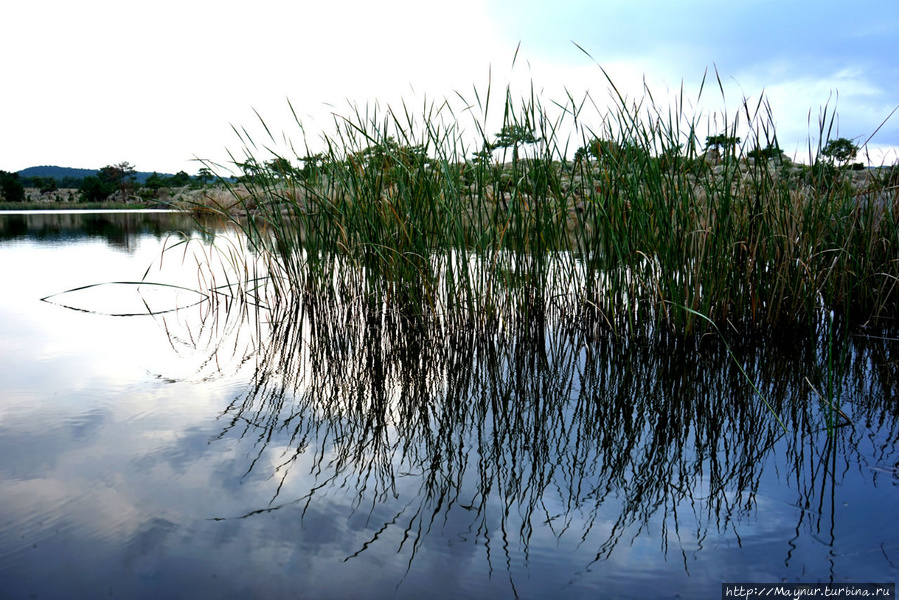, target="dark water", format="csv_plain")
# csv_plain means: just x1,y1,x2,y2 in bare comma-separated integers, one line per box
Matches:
1,211,897,599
